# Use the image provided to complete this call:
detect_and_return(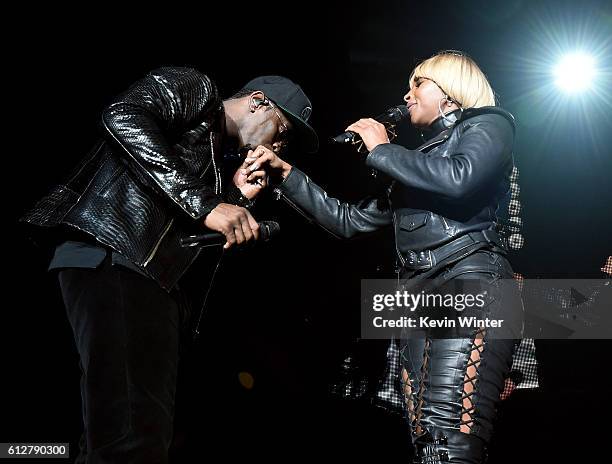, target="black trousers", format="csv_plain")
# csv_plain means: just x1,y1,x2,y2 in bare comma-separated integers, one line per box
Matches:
399,250,522,463
58,257,189,463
